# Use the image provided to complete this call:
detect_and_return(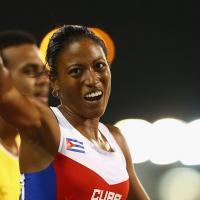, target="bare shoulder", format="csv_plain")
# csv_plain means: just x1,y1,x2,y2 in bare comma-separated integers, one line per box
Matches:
105,123,129,157
105,123,124,140
105,123,120,133
106,124,151,200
